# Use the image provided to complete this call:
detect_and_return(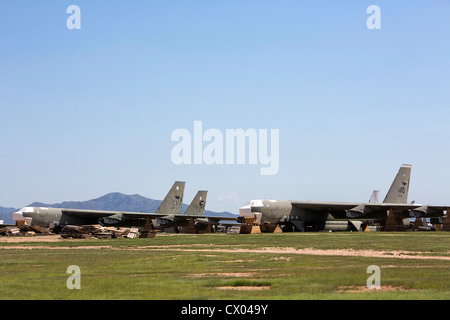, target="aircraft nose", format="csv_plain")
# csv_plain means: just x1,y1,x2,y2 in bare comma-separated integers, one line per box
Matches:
12,207,34,224
239,204,252,217
239,201,263,224
240,200,265,216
